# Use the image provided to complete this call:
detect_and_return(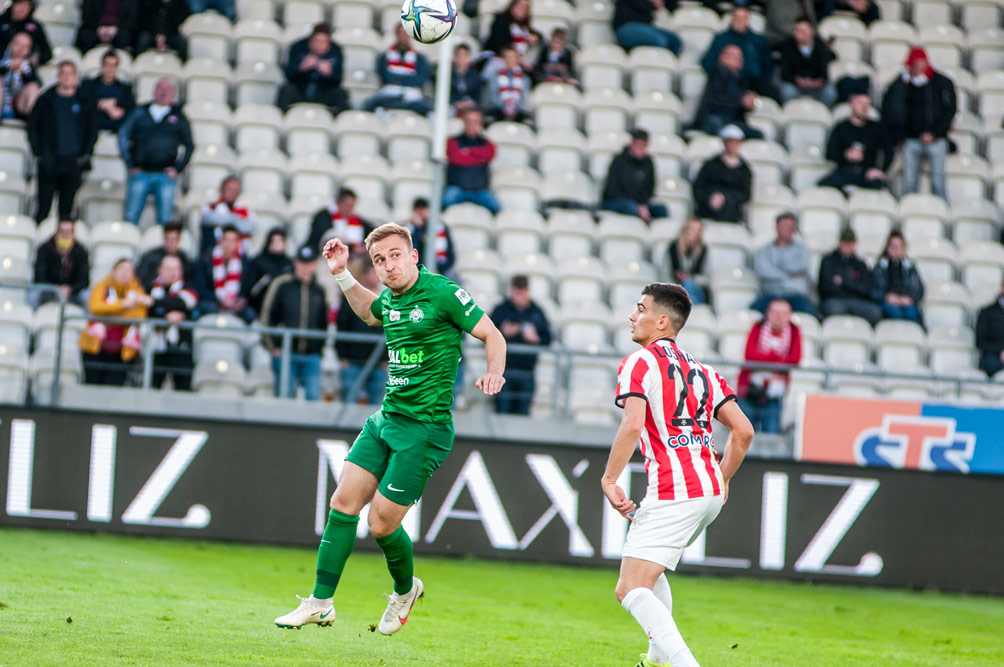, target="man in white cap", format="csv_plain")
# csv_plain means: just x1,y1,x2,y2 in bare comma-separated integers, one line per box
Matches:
692,125,753,223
